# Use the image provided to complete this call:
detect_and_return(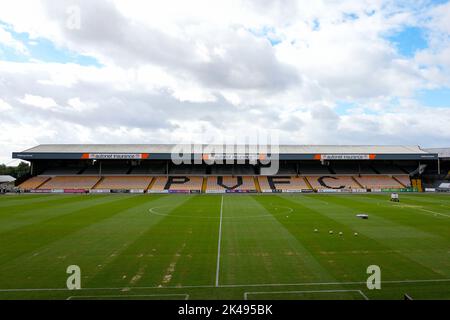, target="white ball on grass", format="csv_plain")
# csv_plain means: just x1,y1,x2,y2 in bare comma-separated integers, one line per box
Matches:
354,232,358,236
329,230,333,234
339,232,343,236
314,229,318,233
